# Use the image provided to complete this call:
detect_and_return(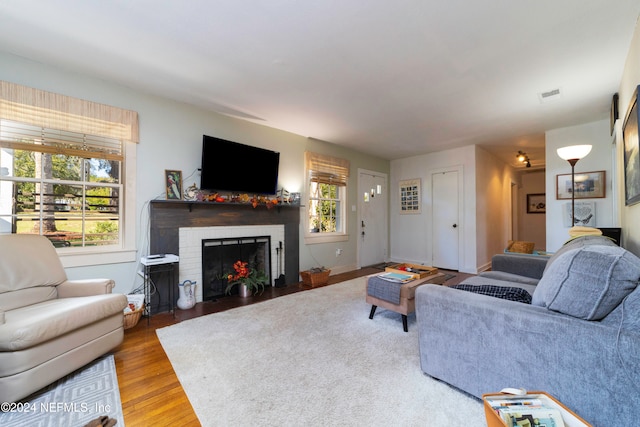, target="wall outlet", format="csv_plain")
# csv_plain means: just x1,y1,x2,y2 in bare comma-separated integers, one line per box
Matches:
336,248,342,257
